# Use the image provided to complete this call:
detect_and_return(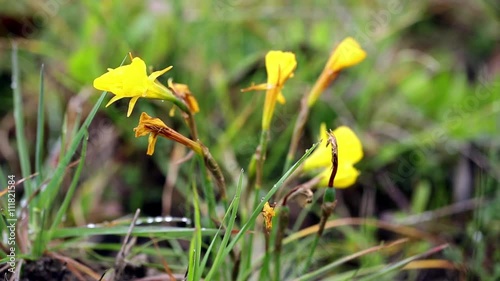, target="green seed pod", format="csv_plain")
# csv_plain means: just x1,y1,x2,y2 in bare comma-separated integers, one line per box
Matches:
323,187,336,203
